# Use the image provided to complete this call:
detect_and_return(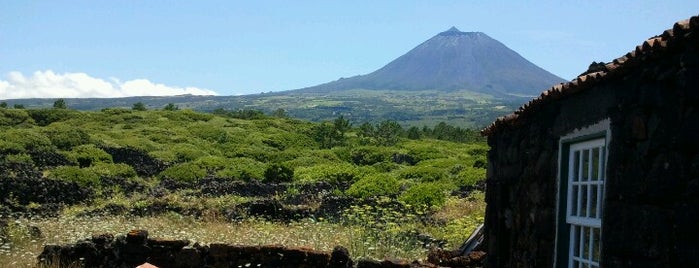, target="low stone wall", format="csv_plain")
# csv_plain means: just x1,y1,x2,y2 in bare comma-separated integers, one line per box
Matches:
38,230,485,268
